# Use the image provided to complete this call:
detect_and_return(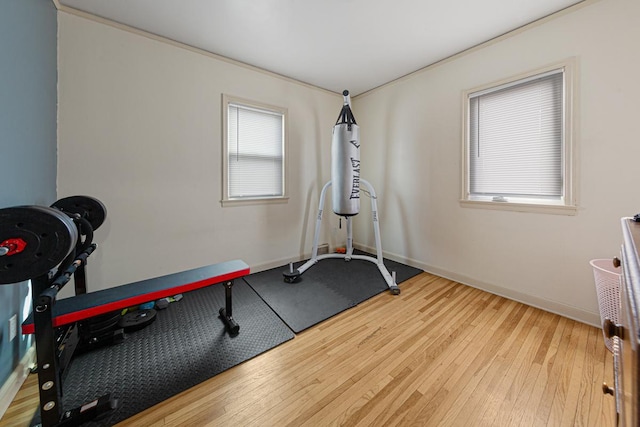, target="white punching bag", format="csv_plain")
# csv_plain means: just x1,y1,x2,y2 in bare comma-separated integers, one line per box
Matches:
331,90,360,216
